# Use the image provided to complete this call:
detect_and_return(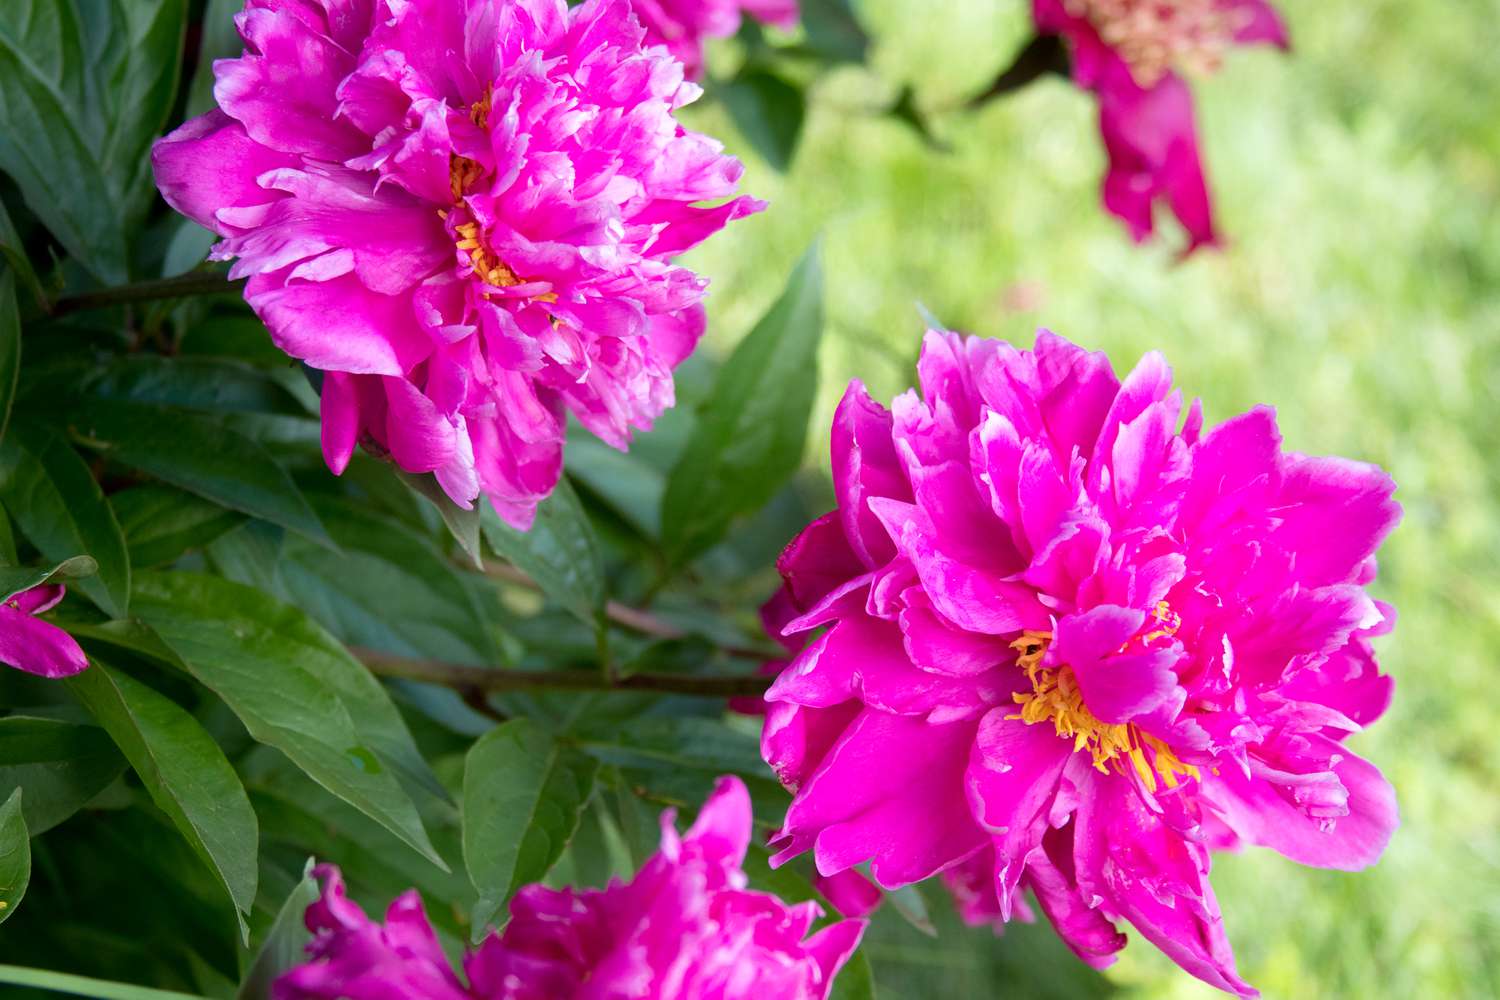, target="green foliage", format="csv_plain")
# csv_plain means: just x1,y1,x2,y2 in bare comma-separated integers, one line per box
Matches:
0,788,28,926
